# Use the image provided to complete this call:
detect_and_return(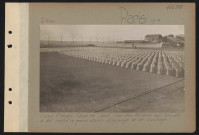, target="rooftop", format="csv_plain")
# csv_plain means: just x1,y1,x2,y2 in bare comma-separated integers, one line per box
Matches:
145,34,162,37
